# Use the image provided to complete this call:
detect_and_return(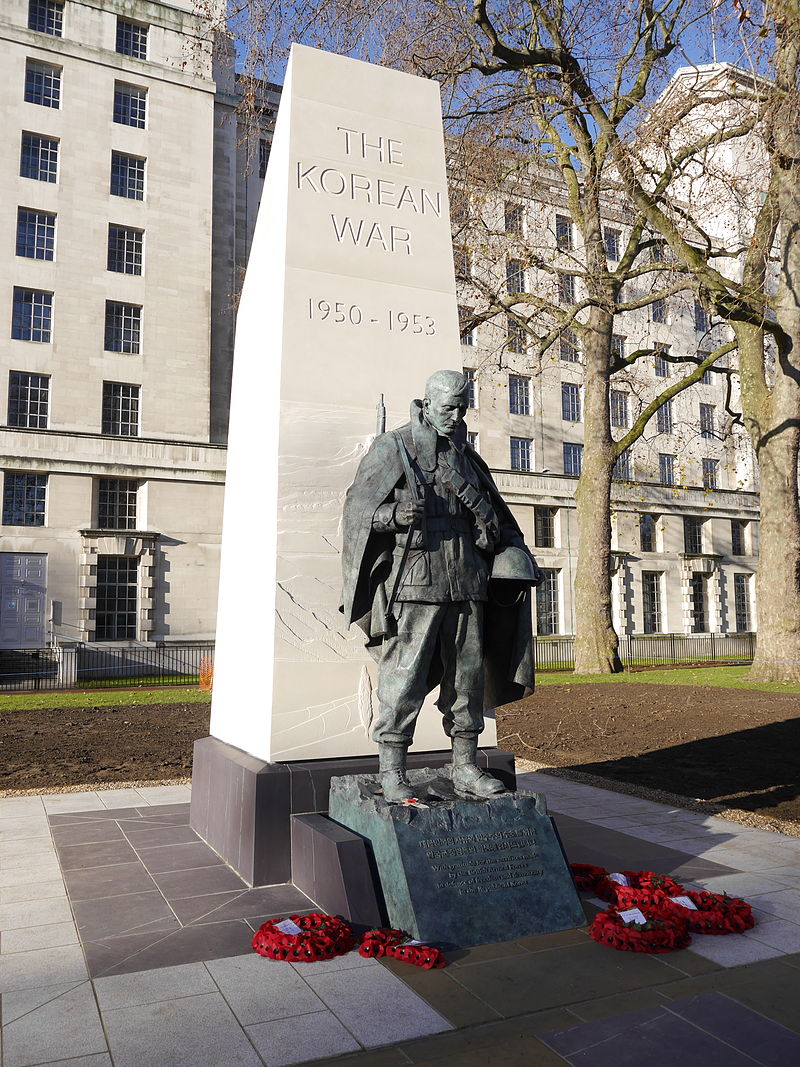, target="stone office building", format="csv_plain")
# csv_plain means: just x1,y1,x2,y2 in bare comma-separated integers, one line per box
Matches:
0,1,759,653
